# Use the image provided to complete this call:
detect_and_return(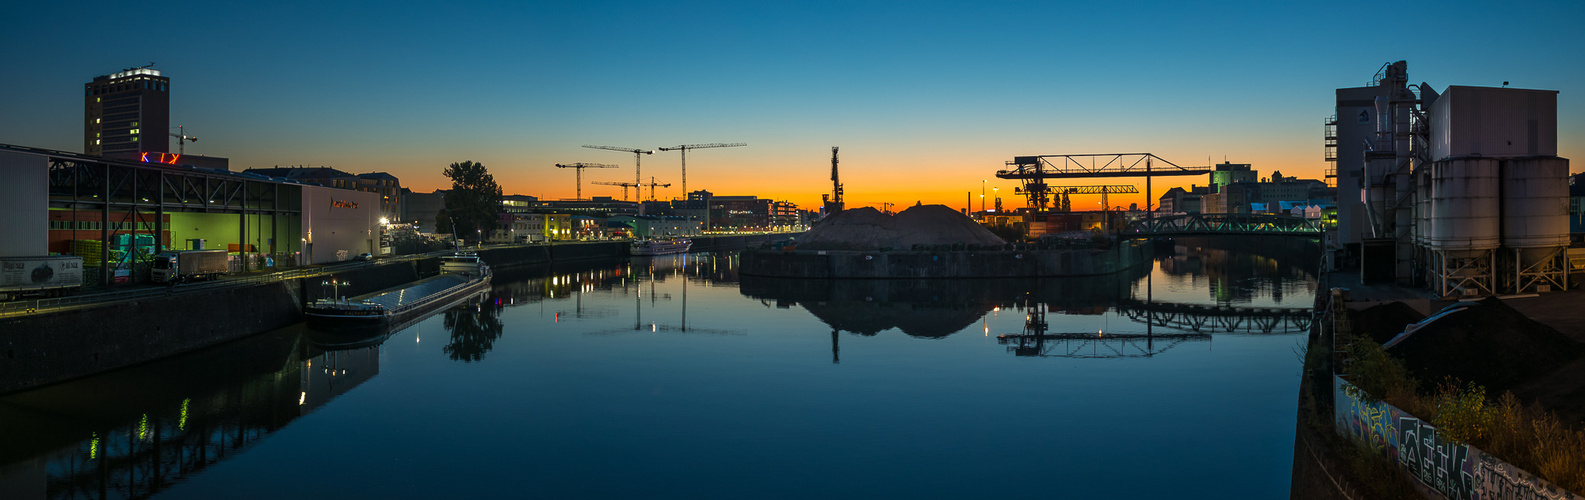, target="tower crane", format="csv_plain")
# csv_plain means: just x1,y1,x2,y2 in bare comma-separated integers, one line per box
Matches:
583,145,653,195
591,181,640,201
641,177,672,201
554,163,618,200
657,142,745,196
169,125,197,154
